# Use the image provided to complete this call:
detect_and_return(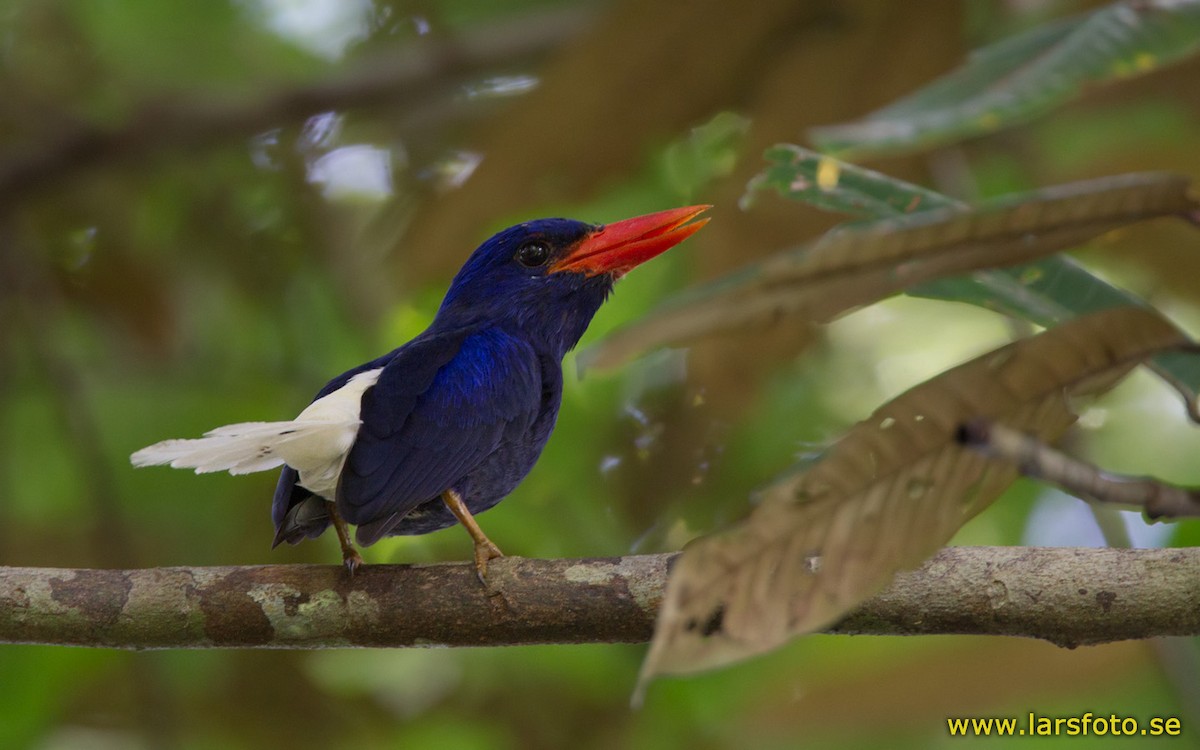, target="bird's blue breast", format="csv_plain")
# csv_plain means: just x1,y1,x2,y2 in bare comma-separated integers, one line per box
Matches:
329,324,565,541
426,329,543,429
382,338,564,536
